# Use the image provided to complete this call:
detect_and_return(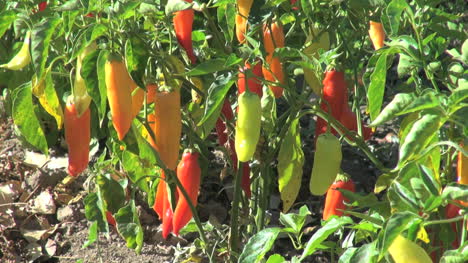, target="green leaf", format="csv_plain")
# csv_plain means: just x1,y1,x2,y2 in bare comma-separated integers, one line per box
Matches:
374,173,396,194
71,23,107,62
397,53,420,77
95,50,109,123
55,0,81,11
396,91,440,115
341,191,380,209
448,86,468,112
31,17,61,78
418,165,440,196
300,217,353,260
393,181,420,210
198,74,234,127
96,174,127,214
349,242,379,263
441,183,468,202
217,2,235,43
338,247,358,263
82,221,98,248
114,1,140,20
279,205,310,235
266,254,286,263
165,0,193,15
440,250,467,263
377,211,419,260
382,0,408,37
12,83,48,155
238,228,281,263
83,192,108,233
398,113,442,165
139,3,159,14
125,36,150,89
398,112,419,144
115,200,144,254
0,10,17,39
278,118,304,212
367,51,389,122
120,150,154,194
370,93,416,126
187,58,228,76
423,196,442,212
